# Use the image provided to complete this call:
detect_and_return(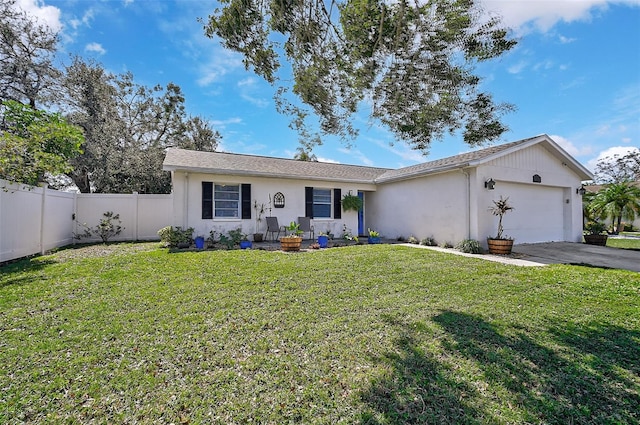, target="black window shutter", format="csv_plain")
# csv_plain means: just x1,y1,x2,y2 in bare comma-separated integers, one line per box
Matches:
333,188,342,219
305,186,314,218
241,184,251,219
202,182,213,219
